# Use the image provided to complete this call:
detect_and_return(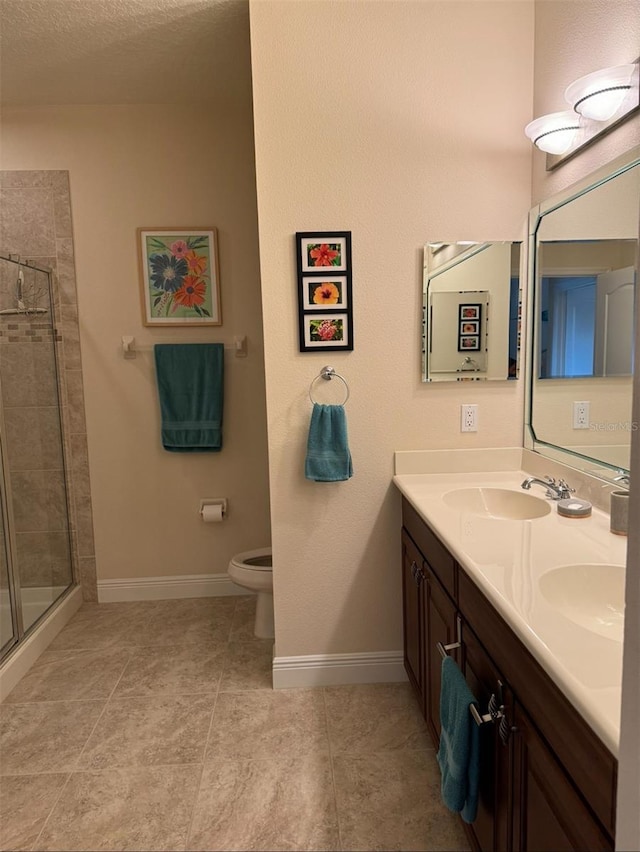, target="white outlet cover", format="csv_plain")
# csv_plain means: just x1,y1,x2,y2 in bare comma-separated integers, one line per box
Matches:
572,401,590,429
461,404,478,432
